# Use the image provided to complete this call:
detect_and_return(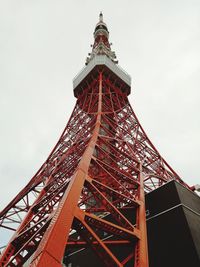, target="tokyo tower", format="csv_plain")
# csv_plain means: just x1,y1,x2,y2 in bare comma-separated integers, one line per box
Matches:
0,13,197,267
